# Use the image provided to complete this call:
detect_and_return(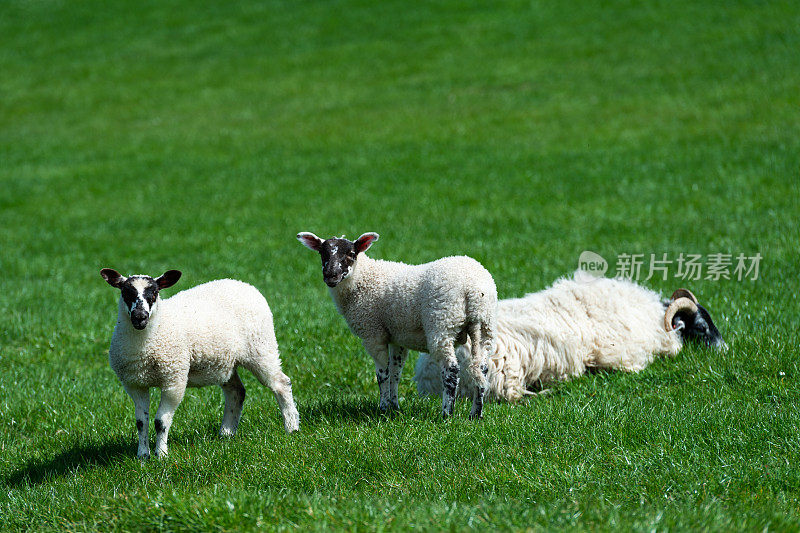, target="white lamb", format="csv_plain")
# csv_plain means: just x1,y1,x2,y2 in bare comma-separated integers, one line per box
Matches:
415,270,726,402
297,232,497,419
100,268,300,459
